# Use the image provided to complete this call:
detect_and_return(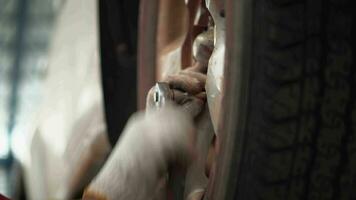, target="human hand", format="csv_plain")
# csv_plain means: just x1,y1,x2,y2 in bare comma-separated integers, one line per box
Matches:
146,66,207,118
